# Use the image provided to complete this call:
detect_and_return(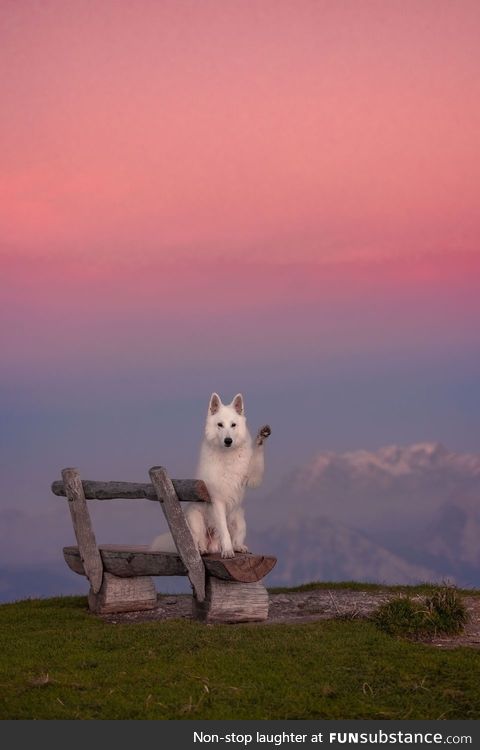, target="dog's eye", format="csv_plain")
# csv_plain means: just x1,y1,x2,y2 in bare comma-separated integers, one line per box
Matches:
217,422,224,428
231,423,236,428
